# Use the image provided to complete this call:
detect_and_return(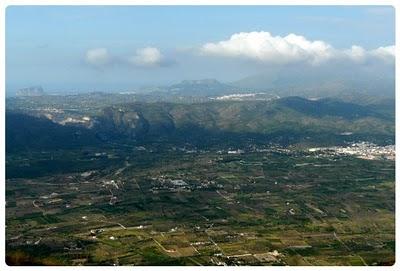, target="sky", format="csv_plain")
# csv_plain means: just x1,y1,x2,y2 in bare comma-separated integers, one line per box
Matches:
6,5,395,93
